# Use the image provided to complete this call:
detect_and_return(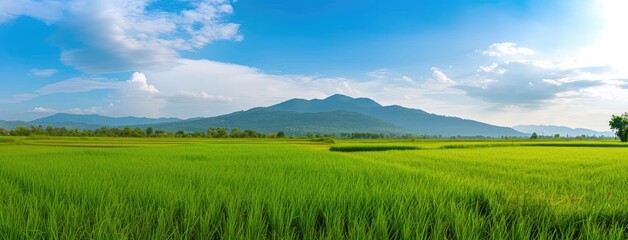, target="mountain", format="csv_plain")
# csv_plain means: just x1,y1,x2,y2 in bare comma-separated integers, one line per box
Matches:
31,113,181,127
0,119,104,130
512,125,614,137
268,94,524,137
140,109,407,135
5,95,529,137
0,120,29,129
141,94,525,137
